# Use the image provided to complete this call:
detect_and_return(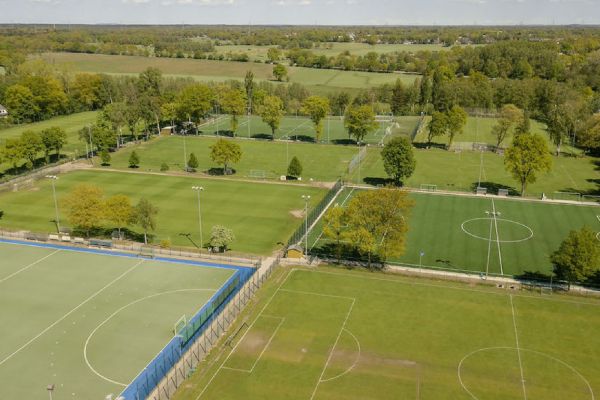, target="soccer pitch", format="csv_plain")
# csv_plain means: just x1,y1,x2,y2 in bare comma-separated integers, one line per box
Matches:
308,187,600,277
196,115,418,145
175,267,600,400
0,240,245,400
